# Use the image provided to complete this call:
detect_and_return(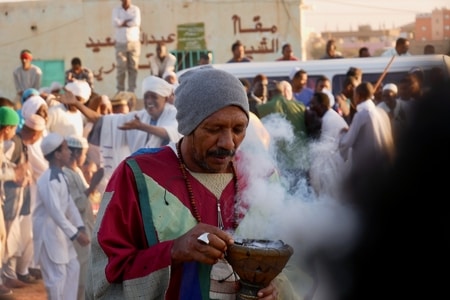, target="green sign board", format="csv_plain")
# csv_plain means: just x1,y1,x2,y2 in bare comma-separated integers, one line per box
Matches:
177,23,206,51
33,60,65,89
